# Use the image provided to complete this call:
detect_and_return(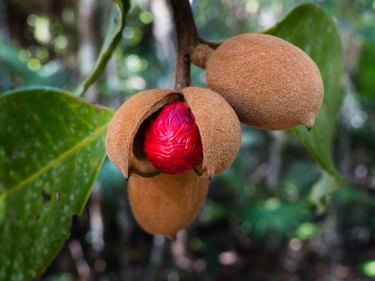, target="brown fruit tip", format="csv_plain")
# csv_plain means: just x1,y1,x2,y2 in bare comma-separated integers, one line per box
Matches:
302,111,316,130
206,33,324,131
